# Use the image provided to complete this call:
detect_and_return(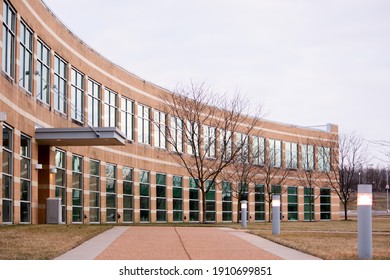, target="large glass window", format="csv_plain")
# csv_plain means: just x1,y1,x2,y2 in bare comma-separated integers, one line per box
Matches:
20,135,31,223
205,180,216,222
104,88,117,127
204,126,216,158
320,188,331,220
220,130,232,161
89,160,100,223
123,167,133,223
304,187,315,221
236,133,249,163
187,122,199,156
170,117,183,153
269,139,282,168
287,186,298,221
252,136,265,165
121,97,134,140
285,142,298,169
254,184,265,221
72,155,83,223
189,178,199,222
71,68,84,123
106,163,116,223
156,173,167,222
2,1,16,78
53,55,67,114
2,125,13,223
154,110,167,149
88,79,101,127
302,144,314,170
55,149,66,223
139,170,150,222
36,40,50,104
172,176,183,222
137,104,150,144
19,21,33,93
222,181,232,222
318,147,331,172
